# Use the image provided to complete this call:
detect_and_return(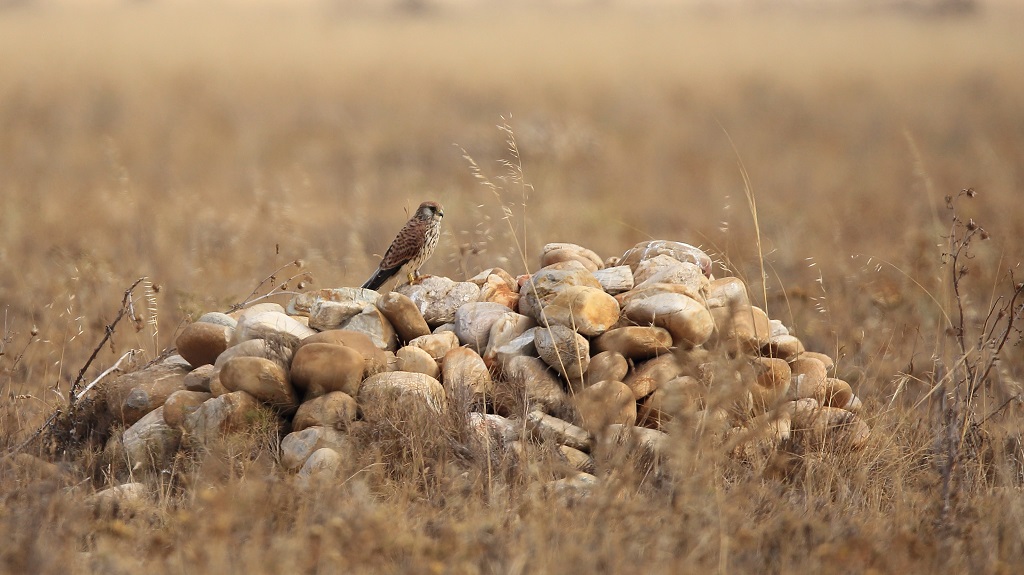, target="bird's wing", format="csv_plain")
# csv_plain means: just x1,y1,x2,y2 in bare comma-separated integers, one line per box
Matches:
377,217,427,271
